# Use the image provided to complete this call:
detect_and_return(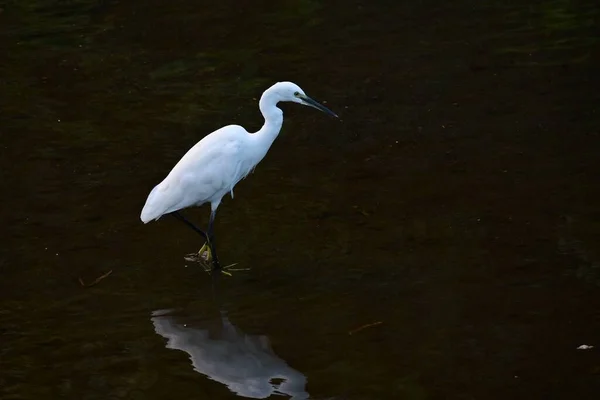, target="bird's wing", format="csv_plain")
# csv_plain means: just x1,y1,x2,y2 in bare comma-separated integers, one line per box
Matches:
140,125,249,222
